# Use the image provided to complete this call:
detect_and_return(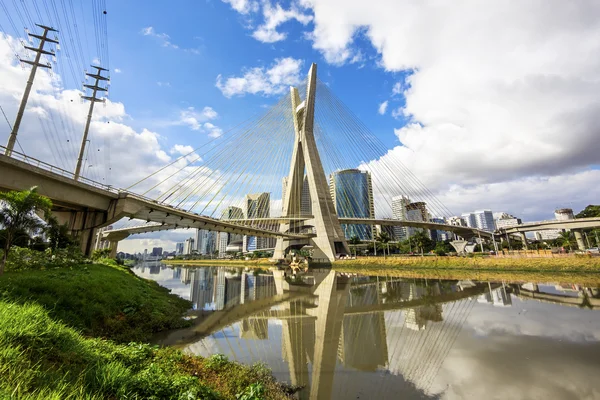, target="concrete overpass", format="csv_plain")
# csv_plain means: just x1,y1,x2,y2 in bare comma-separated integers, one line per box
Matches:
499,217,600,250
104,216,494,256
0,148,310,256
